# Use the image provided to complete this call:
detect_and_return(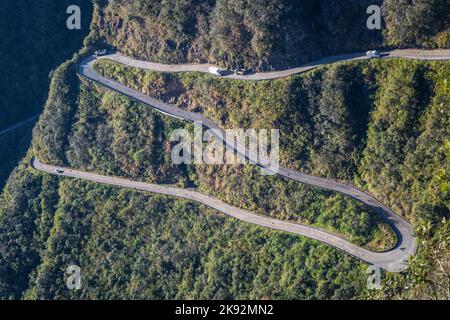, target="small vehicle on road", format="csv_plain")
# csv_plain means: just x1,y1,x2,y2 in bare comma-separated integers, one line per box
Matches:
54,169,64,174
208,66,226,76
94,49,108,57
366,50,381,58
